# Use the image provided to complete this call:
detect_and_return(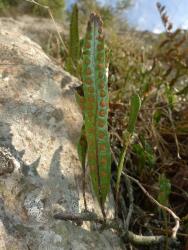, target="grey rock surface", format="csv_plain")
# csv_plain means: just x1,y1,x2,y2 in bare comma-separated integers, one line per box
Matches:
0,24,123,249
